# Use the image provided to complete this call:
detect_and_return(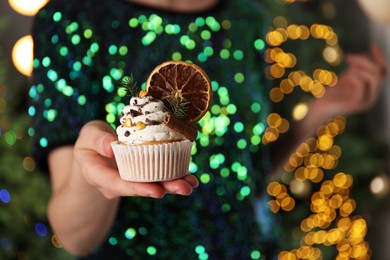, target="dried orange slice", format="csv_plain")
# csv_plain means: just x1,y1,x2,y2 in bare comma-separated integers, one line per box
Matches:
146,60,212,124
